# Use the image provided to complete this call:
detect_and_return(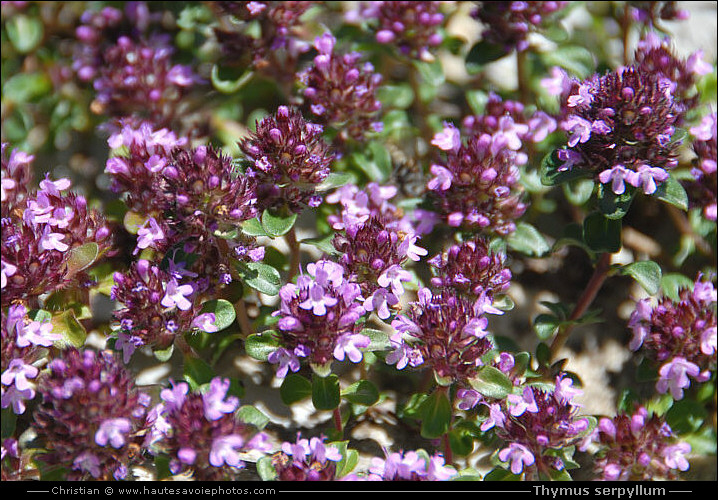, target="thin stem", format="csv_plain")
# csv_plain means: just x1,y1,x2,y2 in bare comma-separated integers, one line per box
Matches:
516,49,530,104
548,252,612,362
621,3,632,66
235,298,254,337
332,407,343,435
665,204,713,257
285,226,301,282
